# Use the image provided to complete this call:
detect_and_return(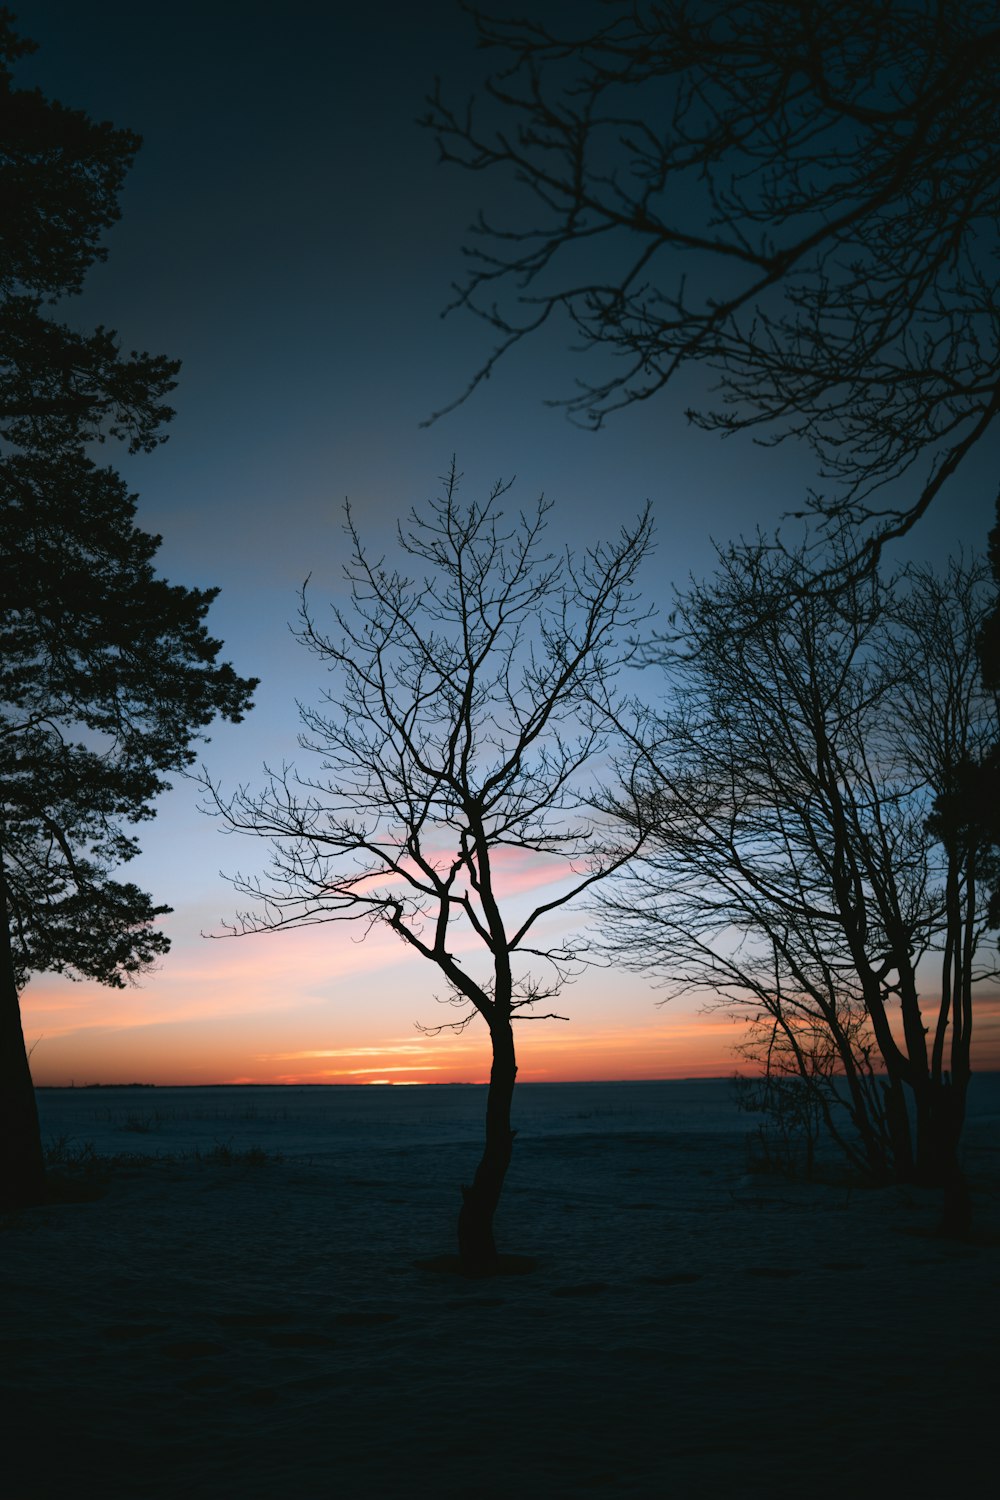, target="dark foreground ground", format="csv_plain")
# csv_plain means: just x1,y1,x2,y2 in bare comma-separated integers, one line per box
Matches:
3,1117,999,1499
